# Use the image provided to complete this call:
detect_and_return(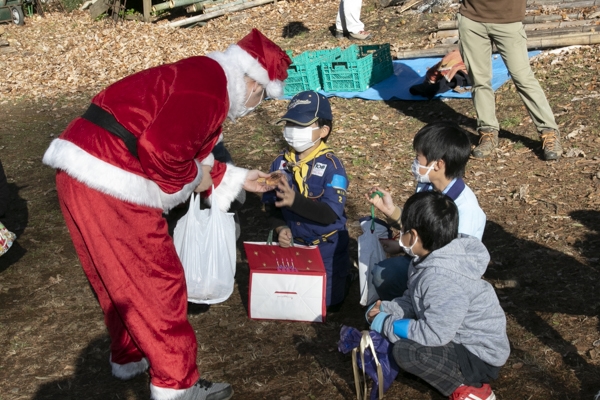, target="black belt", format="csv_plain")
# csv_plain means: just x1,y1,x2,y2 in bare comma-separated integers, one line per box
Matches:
81,103,139,158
